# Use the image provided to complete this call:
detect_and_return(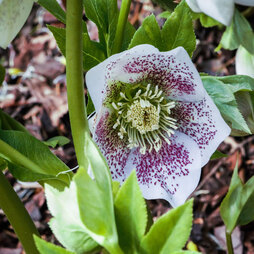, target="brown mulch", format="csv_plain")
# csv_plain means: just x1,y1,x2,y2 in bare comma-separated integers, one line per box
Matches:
0,1,254,253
